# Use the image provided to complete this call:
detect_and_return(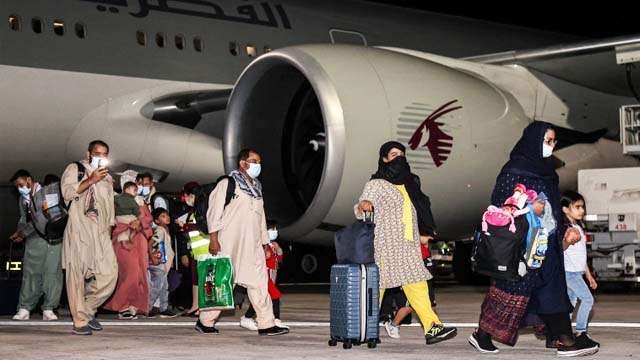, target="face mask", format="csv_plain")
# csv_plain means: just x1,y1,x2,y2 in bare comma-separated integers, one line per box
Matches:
185,196,194,207
90,156,108,169
268,229,278,241
18,186,31,197
138,186,150,197
246,163,261,179
386,156,411,178
542,143,554,158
